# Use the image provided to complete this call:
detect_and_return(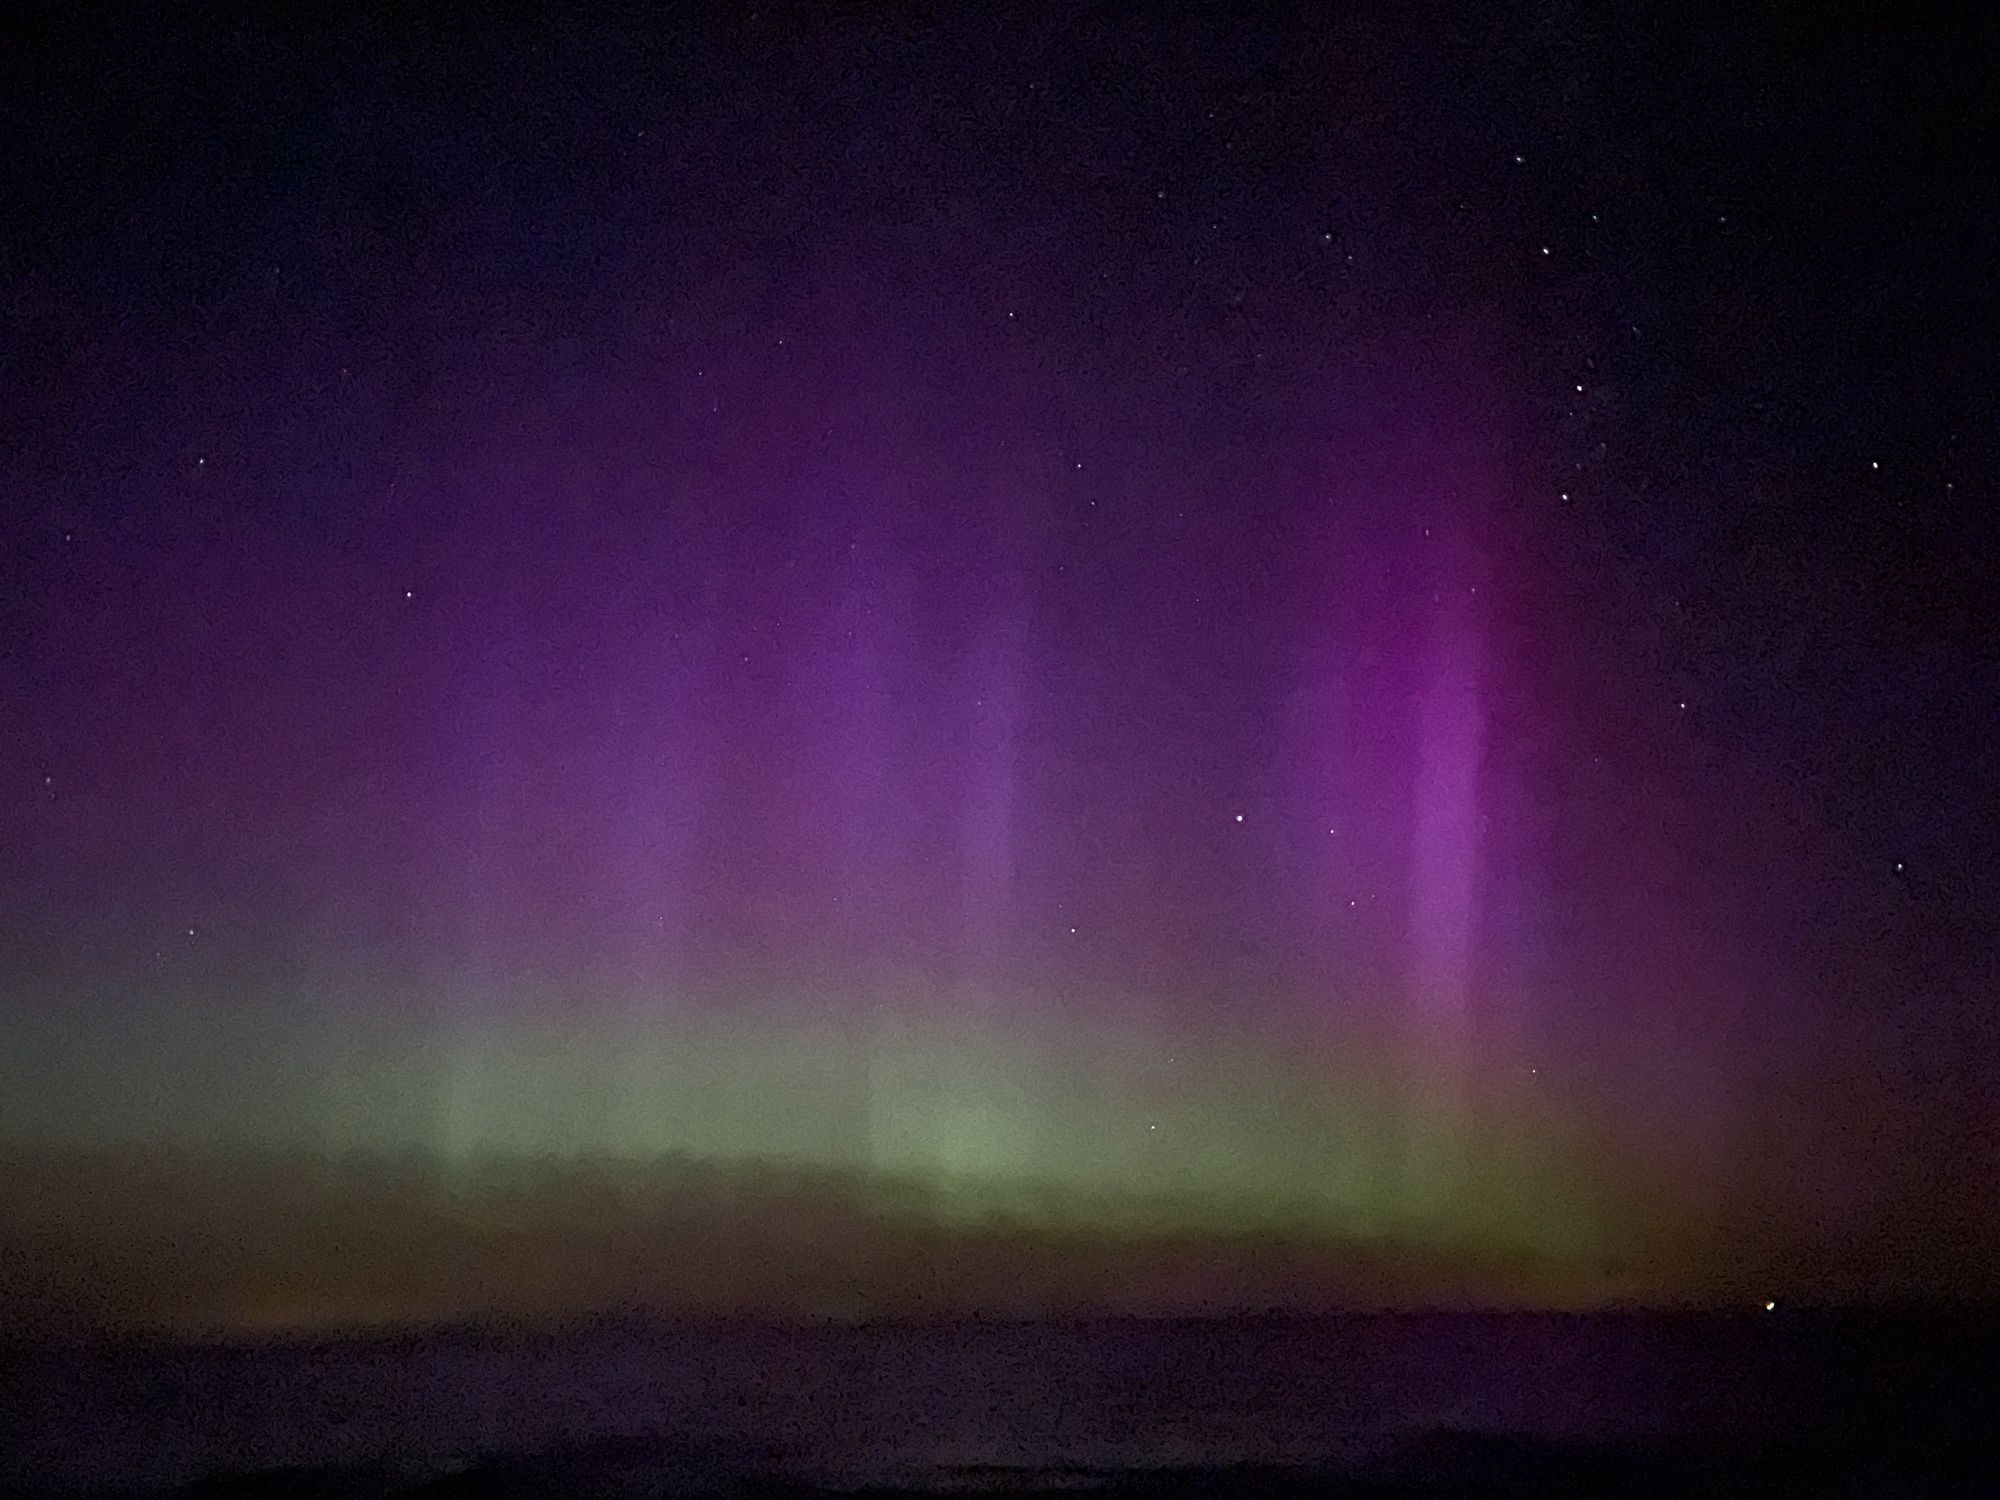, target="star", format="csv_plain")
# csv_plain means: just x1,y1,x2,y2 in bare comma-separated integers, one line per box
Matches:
1233,813,1243,823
